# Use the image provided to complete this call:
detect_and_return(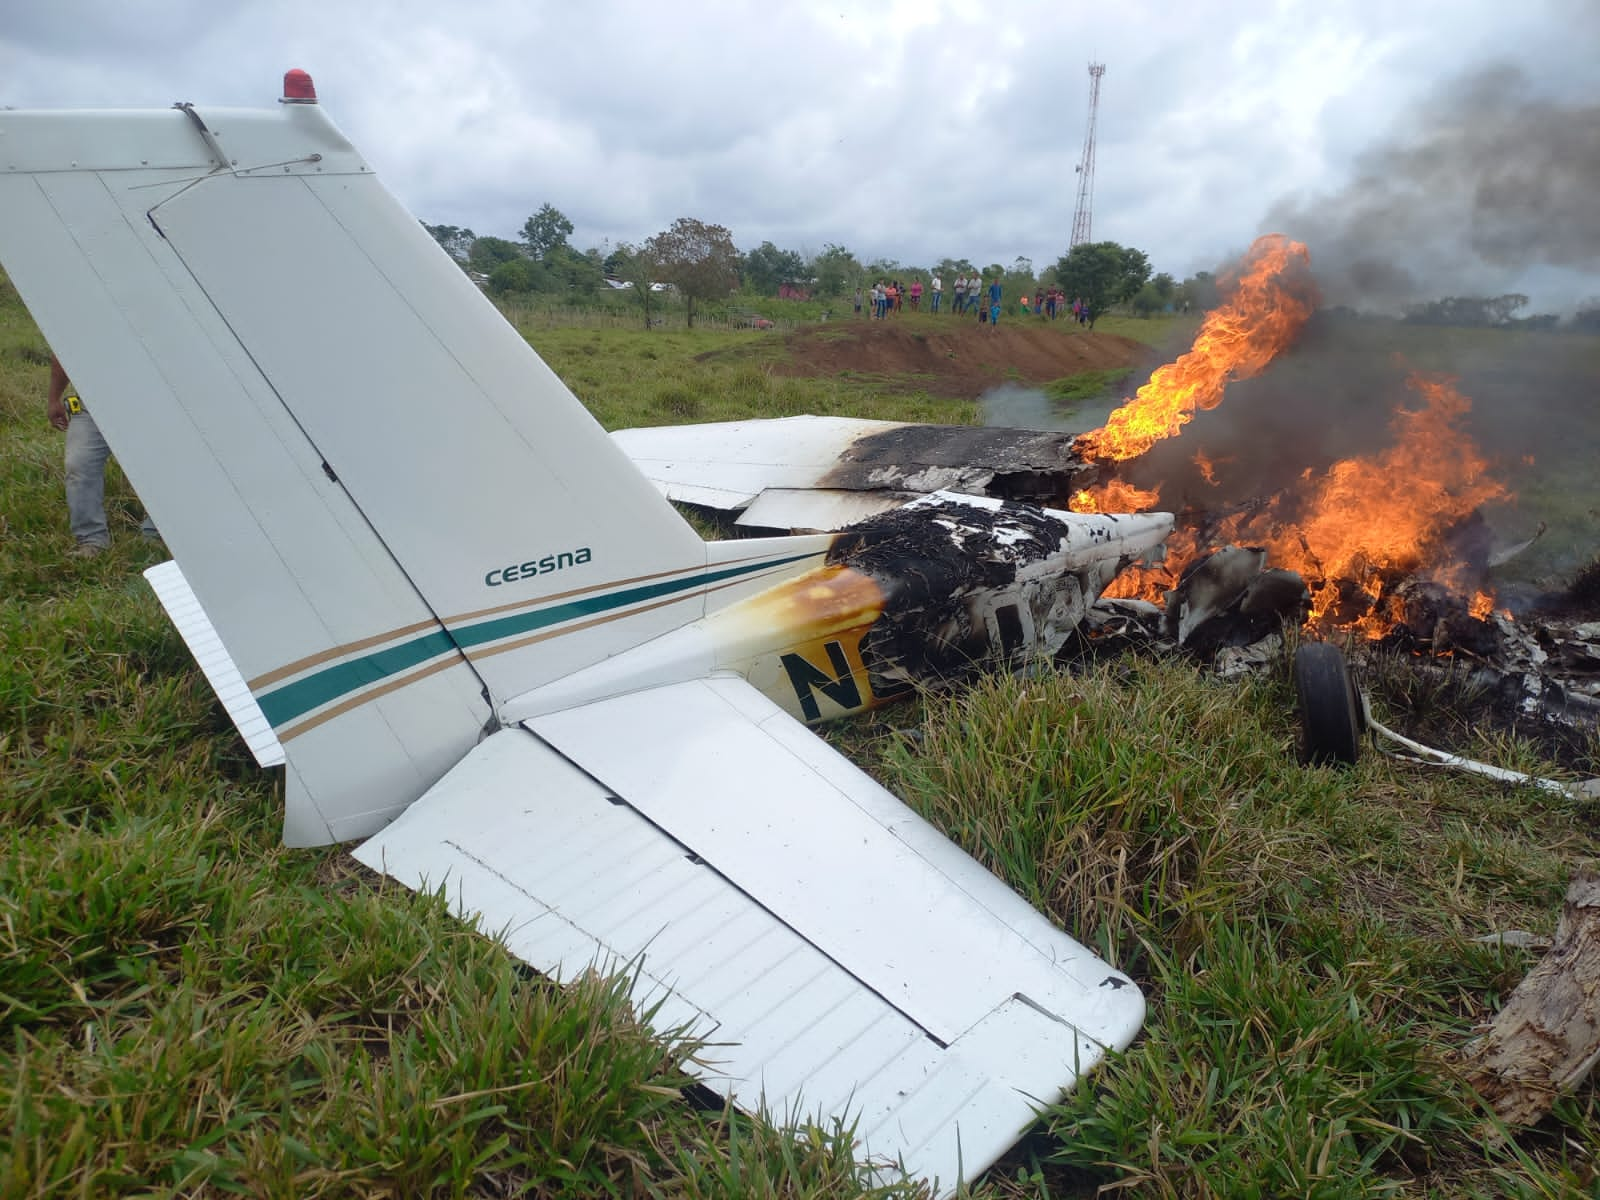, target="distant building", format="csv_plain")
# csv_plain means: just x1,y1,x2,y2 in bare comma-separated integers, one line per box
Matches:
603,277,672,292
